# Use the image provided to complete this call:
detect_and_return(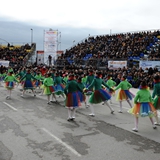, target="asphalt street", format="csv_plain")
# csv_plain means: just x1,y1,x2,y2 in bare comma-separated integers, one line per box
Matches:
0,83,160,160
